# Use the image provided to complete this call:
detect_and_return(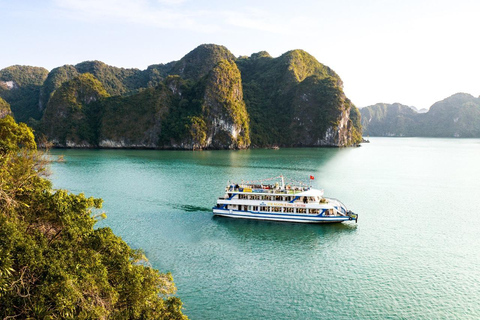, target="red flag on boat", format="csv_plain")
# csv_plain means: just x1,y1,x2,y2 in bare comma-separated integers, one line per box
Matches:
310,175,315,180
